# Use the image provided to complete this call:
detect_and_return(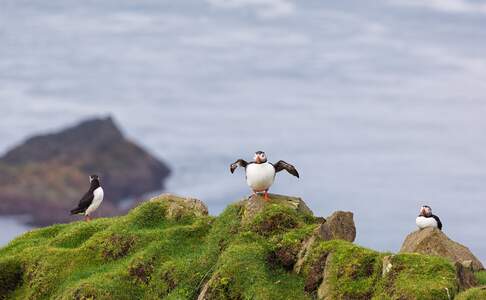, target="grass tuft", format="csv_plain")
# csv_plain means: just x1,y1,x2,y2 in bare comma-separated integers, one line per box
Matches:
455,286,486,300
99,233,137,260
476,270,486,285
250,204,302,236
